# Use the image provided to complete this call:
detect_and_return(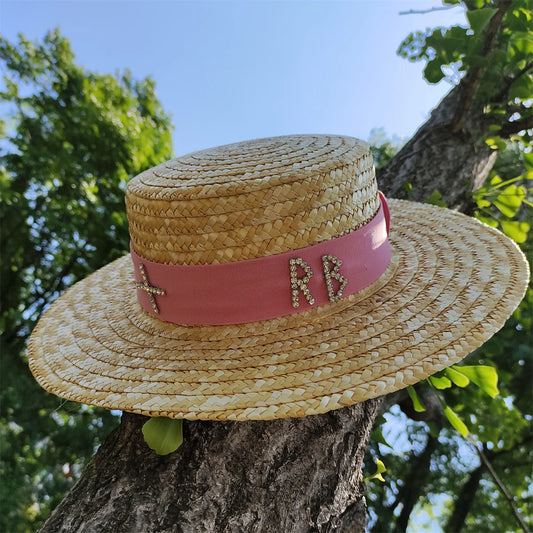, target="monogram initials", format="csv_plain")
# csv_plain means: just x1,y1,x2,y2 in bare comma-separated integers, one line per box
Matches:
289,258,315,308
289,254,348,308
322,254,348,303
